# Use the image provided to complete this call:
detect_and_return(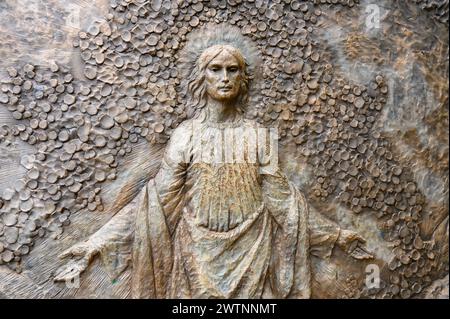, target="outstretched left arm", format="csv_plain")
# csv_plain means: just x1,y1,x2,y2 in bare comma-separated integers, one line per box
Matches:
262,169,373,260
